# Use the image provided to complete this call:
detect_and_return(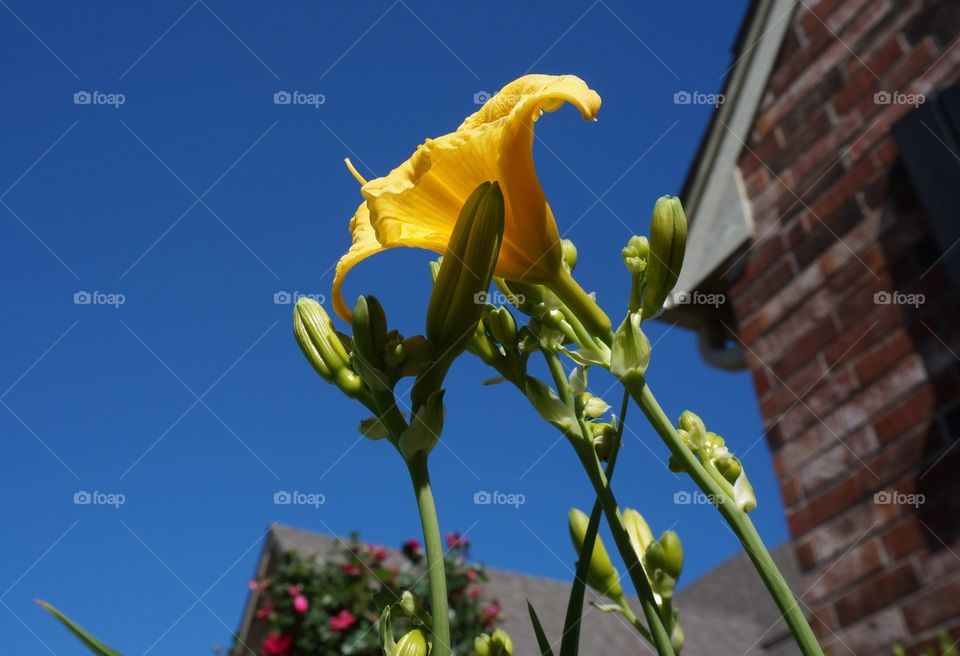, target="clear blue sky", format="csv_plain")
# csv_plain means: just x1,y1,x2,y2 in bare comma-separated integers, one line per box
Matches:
0,1,784,653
